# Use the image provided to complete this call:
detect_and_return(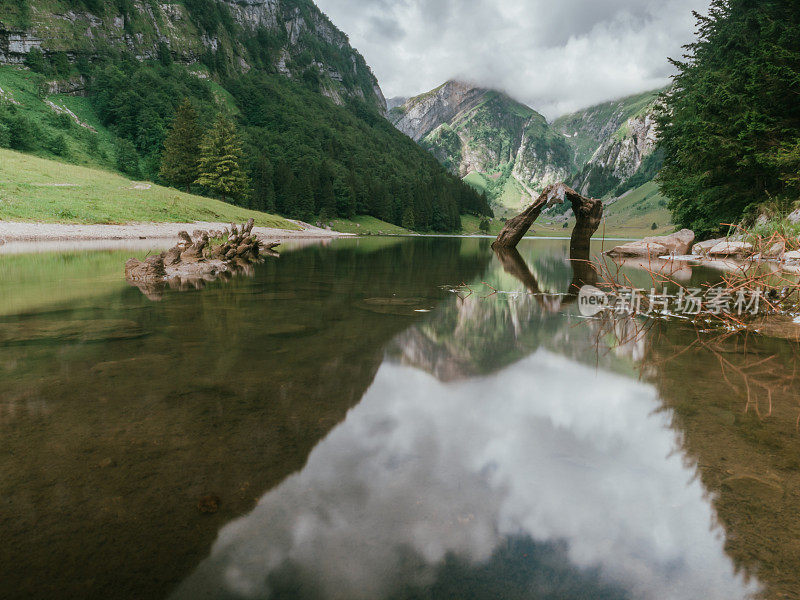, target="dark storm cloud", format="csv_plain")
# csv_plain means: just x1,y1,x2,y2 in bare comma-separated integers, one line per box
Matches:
314,0,709,117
